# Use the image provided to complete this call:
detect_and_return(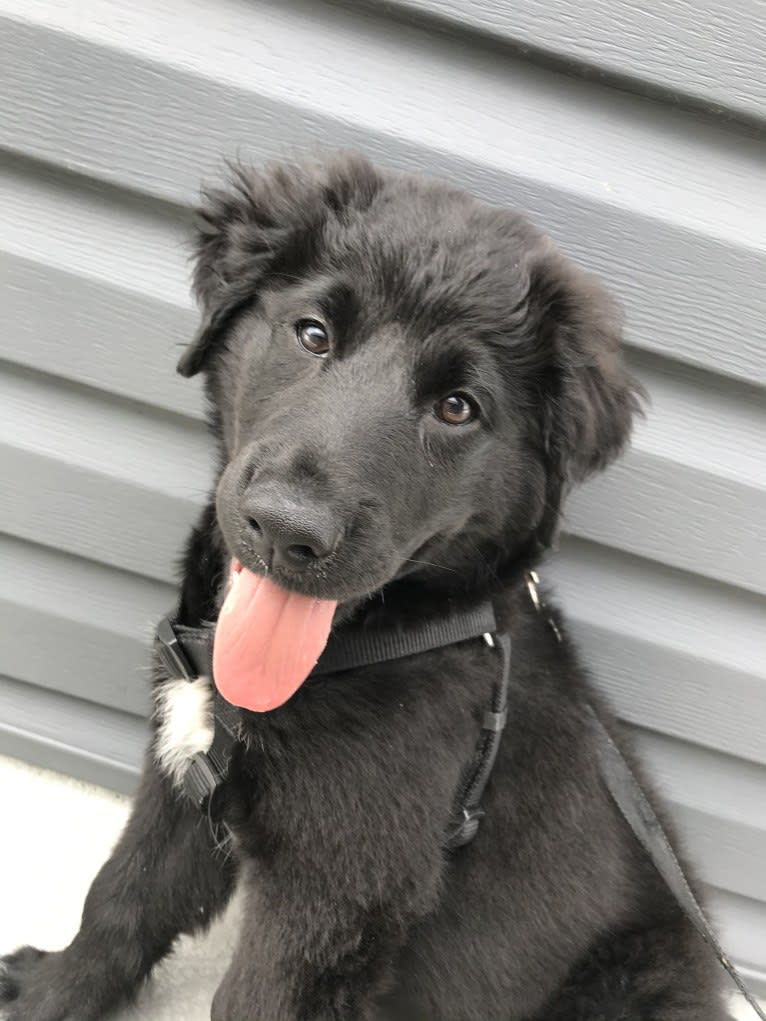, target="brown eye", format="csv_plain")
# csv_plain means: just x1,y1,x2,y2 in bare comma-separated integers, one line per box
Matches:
435,393,477,425
296,319,330,356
